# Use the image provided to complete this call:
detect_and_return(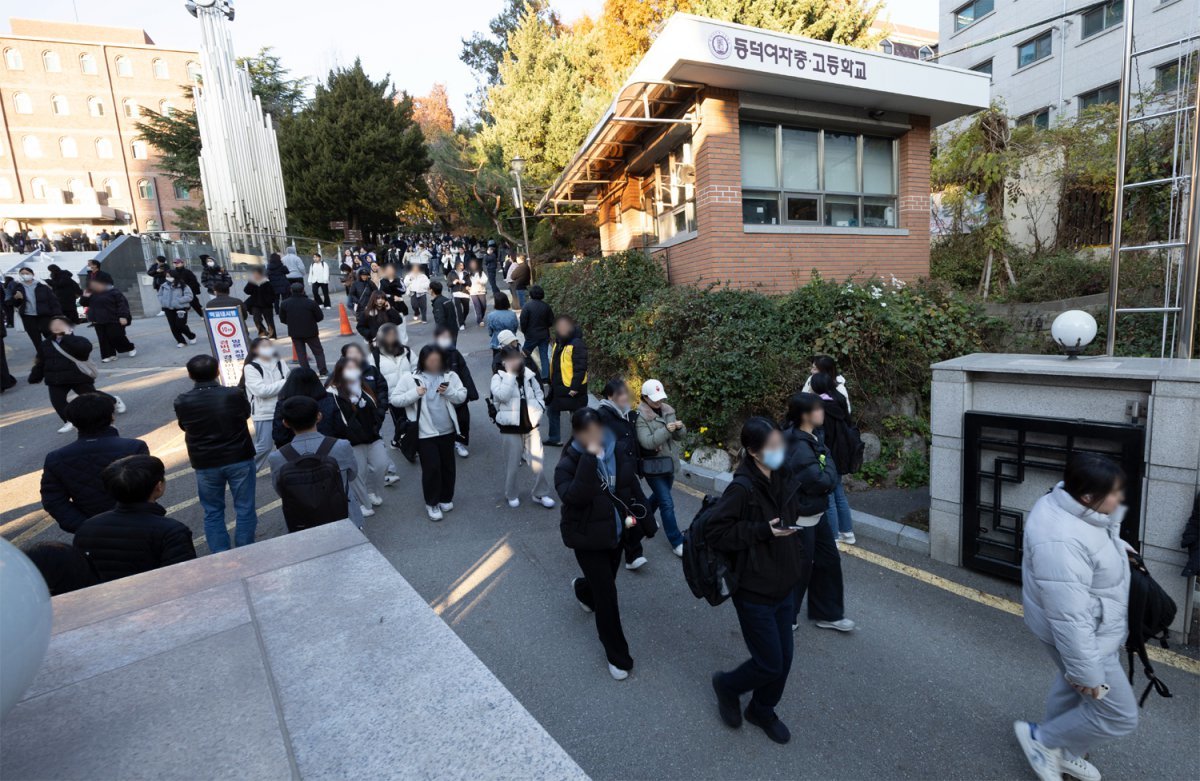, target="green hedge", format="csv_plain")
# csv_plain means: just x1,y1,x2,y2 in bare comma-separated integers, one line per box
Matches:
541,250,995,445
